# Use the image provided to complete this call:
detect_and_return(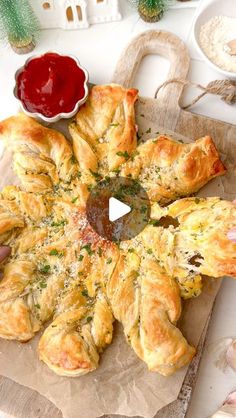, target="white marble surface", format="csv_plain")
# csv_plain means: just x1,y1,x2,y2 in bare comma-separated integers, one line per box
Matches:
0,1,236,418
